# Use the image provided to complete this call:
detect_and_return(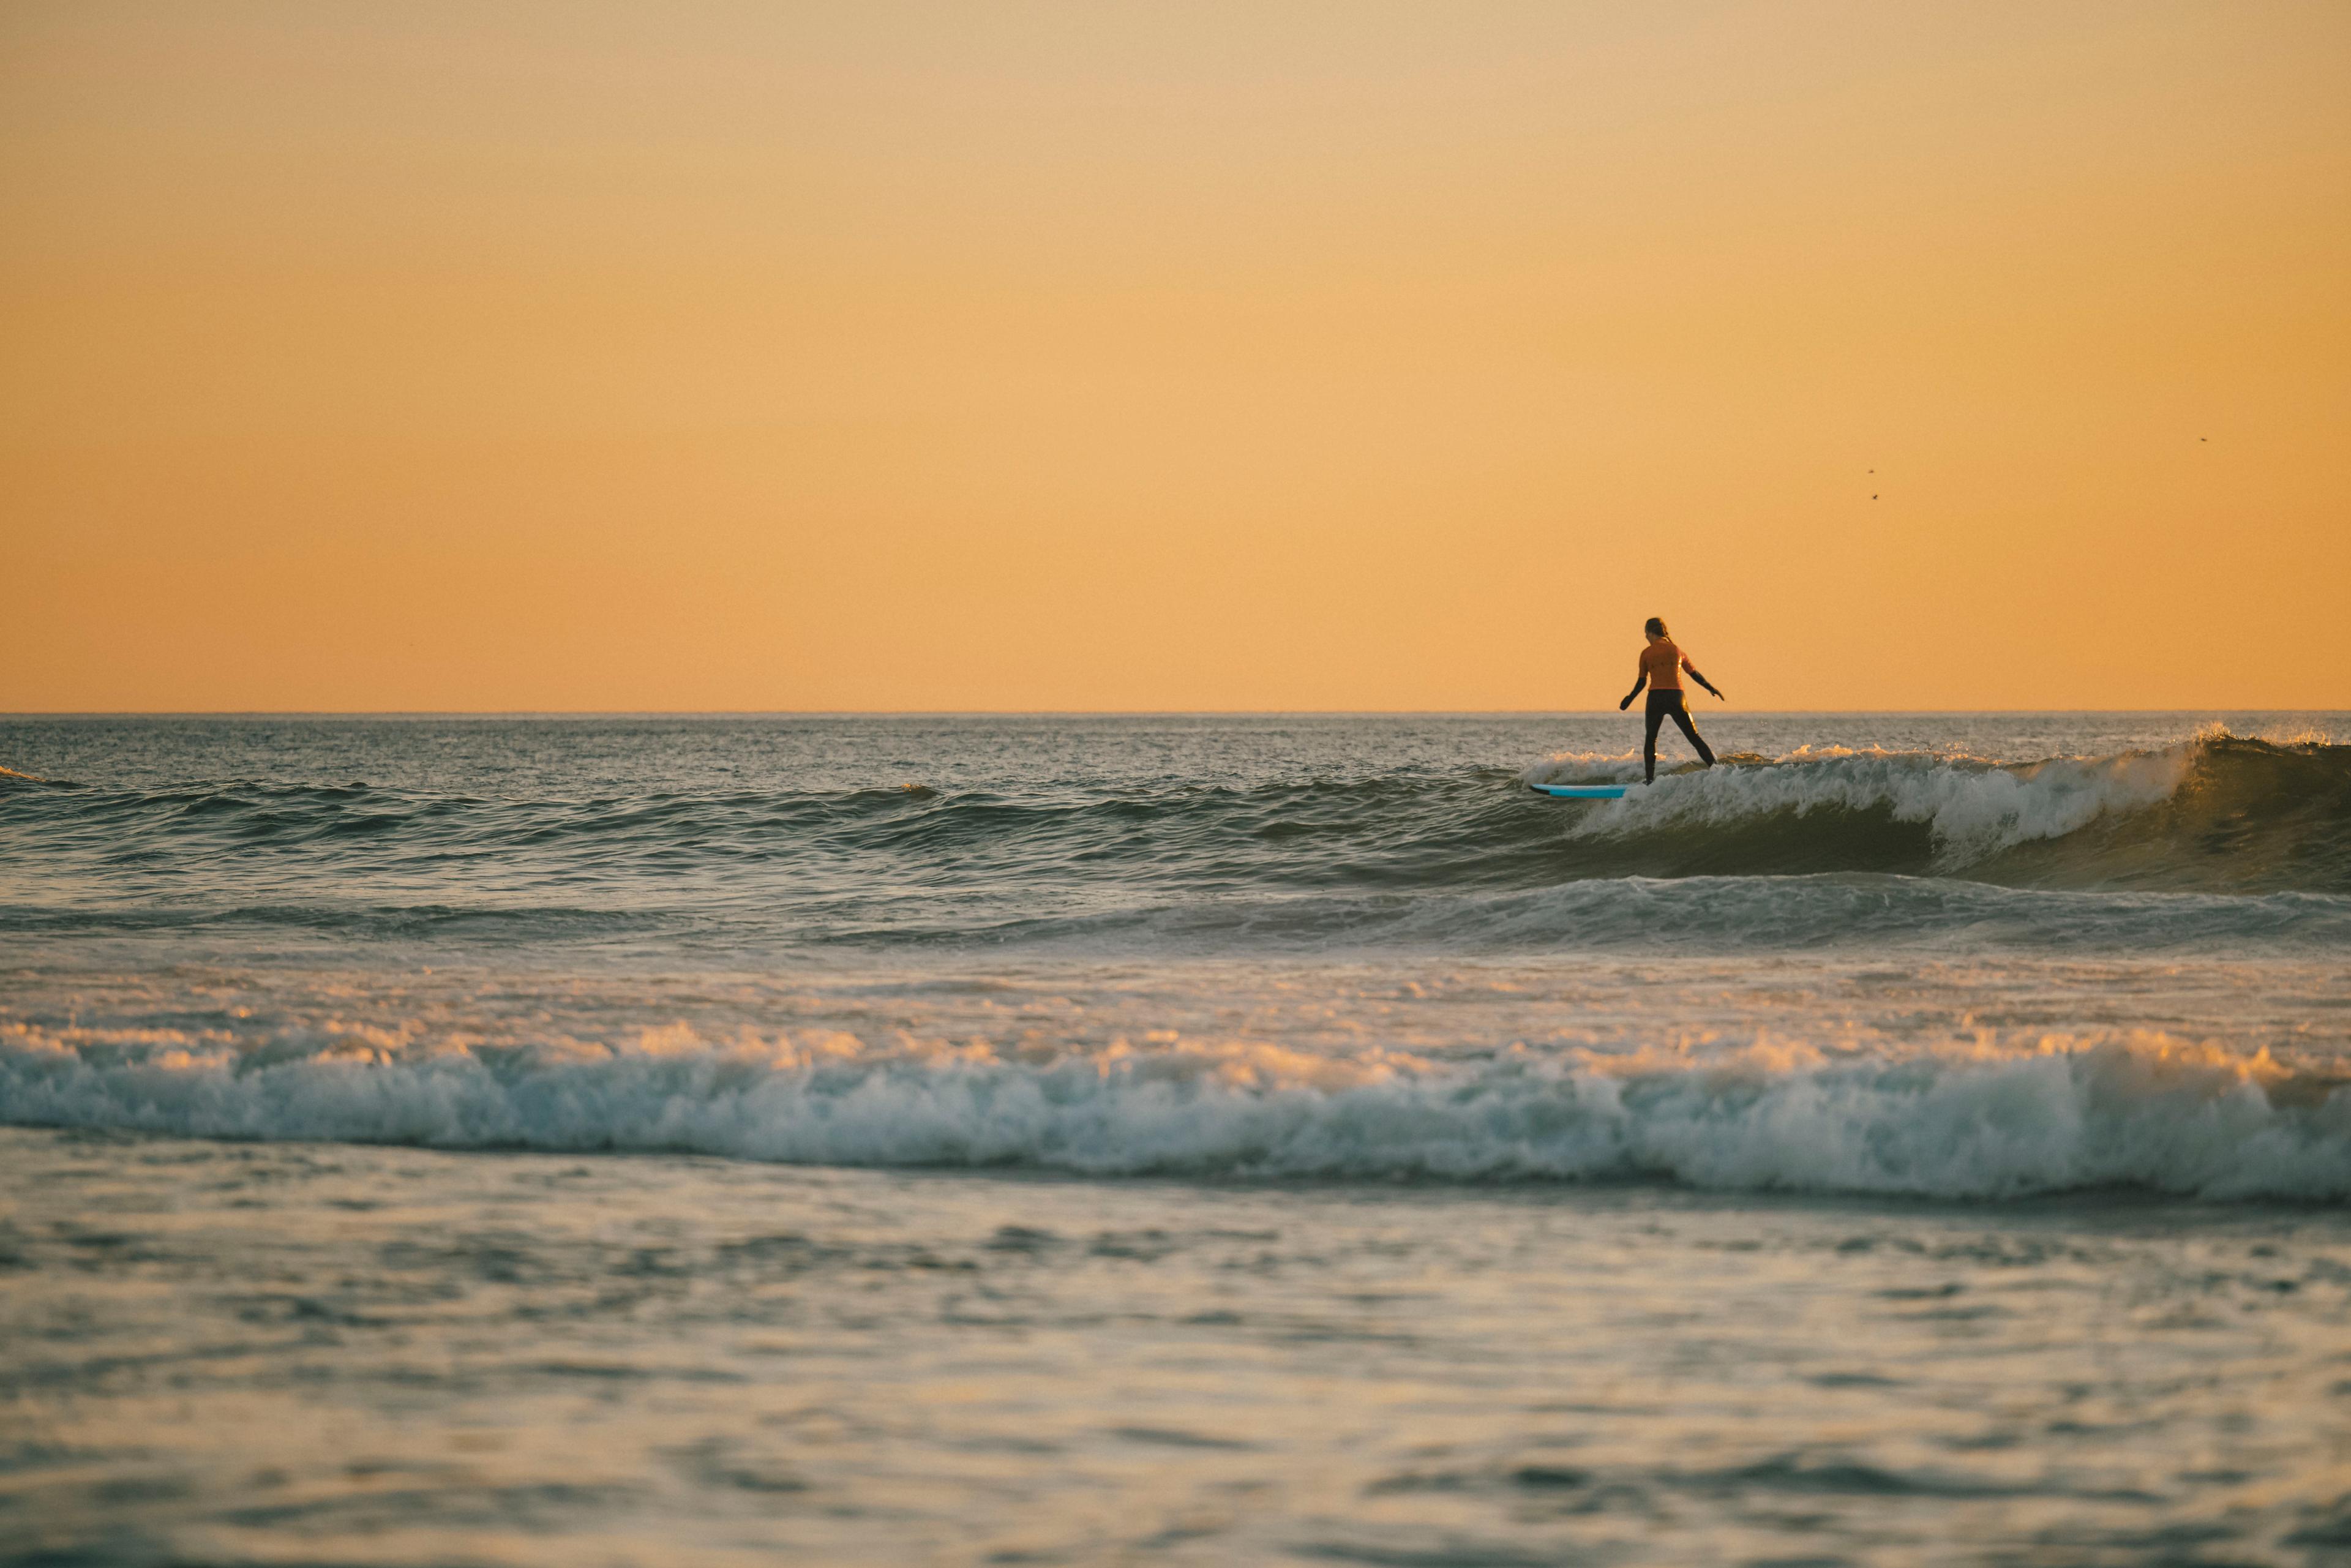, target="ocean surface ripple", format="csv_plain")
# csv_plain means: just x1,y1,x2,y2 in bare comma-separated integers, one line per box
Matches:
7,714,2351,1567
2,713,2347,1202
